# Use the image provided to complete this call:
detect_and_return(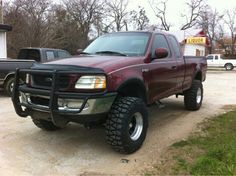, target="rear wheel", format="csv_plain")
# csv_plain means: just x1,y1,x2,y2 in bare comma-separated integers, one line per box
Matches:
184,80,203,111
225,63,234,71
106,97,148,154
4,77,15,97
32,118,62,131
